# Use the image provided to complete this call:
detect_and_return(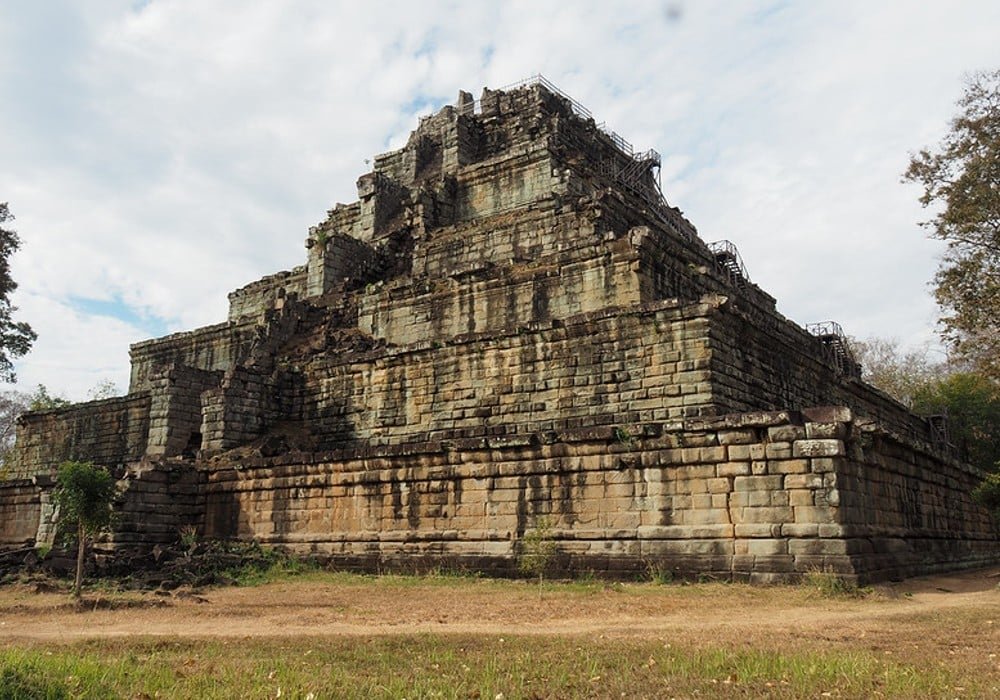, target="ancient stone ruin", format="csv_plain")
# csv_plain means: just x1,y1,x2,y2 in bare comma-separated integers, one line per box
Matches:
2,76,997,582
